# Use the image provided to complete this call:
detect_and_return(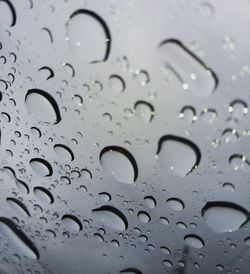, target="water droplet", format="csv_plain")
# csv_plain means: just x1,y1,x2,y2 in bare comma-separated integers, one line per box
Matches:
99,192,111,202
179,106,197,123
6,198,30,217
137,211,151,223
61,214,82,231
100,146,138,184
29,158,53,177
202,202,249,232
166,198,184,211
134,101,154,124
0,0,16,27
92,206,128,231
159,39,218,97
222,182,235,191
157,135,201,177
38,66,54,80
144,196,156,208
120,268,142,274
229,154,250,172
184,234,204,249
0,217,39,259
53,144,74,162
33,187,54,204
25,89,61,124
66,9,111,63
160,246,171,254
163,259,173,267
109,75,125,93
244,237,250,246
229,99,248,120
